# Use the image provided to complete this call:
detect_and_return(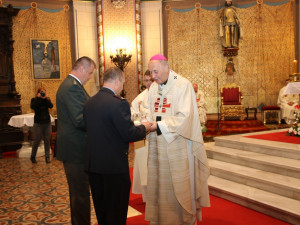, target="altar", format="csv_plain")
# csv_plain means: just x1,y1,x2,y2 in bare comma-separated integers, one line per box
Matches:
283,81,300,95
8,113,55,158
